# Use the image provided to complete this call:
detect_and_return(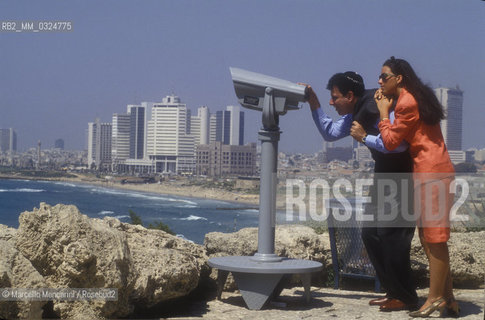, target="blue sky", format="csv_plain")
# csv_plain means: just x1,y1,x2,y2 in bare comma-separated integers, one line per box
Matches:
0,0,484,153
